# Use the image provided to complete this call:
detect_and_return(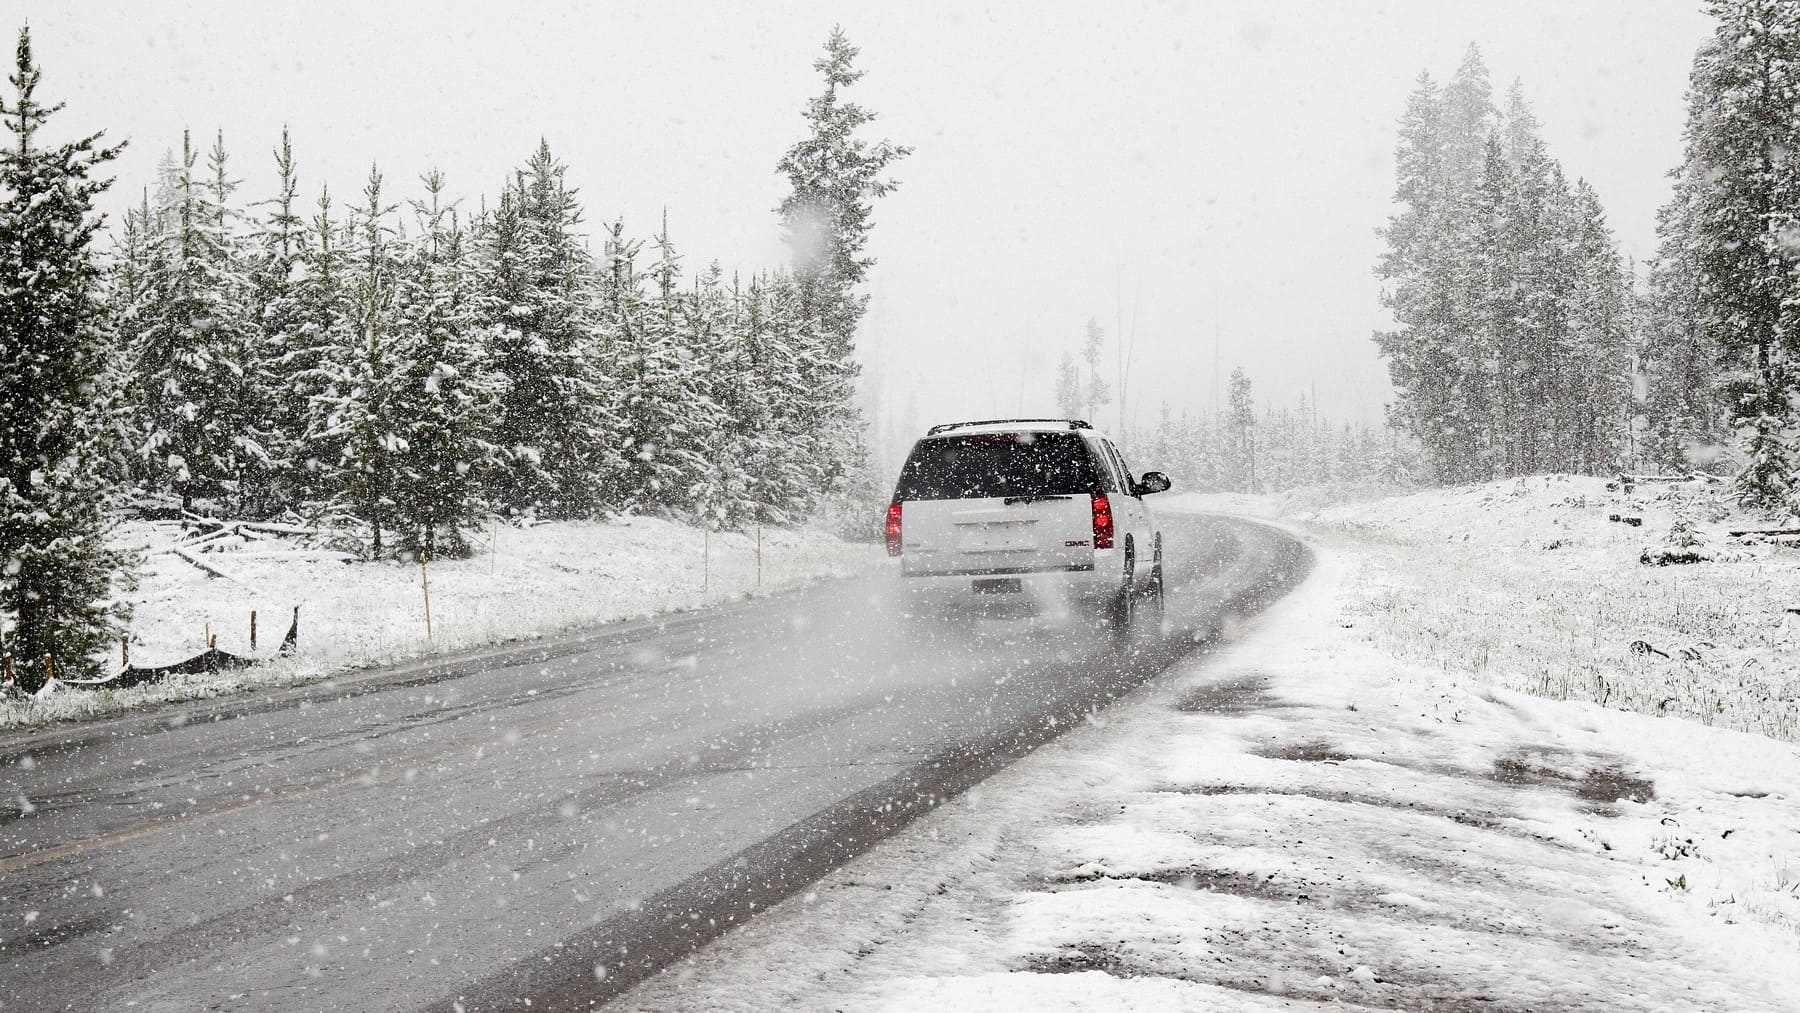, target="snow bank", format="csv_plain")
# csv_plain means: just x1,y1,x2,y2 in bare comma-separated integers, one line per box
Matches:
0,517,881,728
